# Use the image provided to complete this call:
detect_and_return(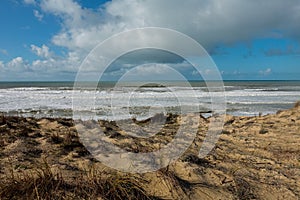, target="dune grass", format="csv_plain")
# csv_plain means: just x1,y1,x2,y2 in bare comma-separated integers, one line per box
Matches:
0,160,157,200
